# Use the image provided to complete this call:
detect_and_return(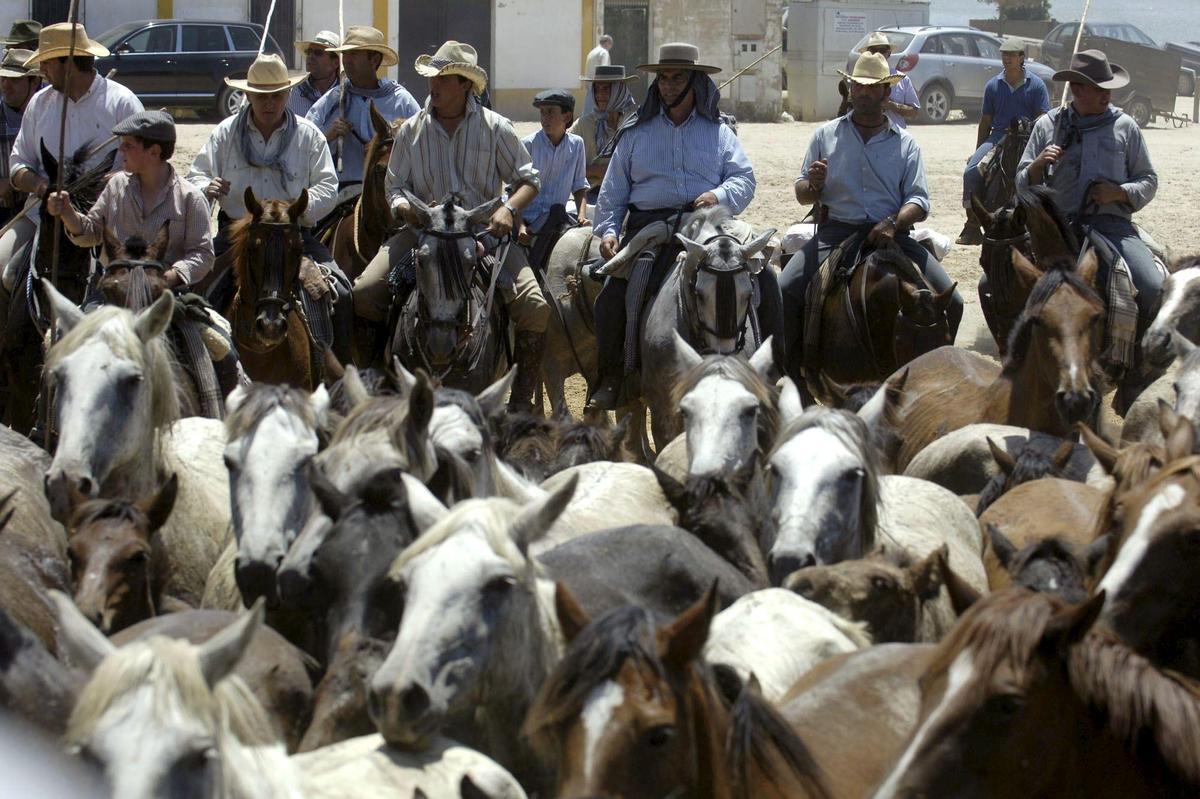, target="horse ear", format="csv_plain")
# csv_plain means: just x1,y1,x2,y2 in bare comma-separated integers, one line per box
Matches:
102,227,123,261
911,544,948,602
150,221,171,262
309,384,331,427
244,186,263,218
341,365,371,409
1010,247,1043,292
1171,329,1198,360
986,438,1017,476
133,290,174,342
1040,590,1105,655
1050,437,1076,472
674,233,707,267
651,463,688,511
1076,422,1119,474
671,330,703,374
778,376,805,423
477,366,516,420
369,100,388,139
554,581,592,644
39,278,84,334
391,356,418,397
1164,412,1196,461
933,282,958,312
738,228,777,265
1075,248,1100,289
288,190,309,223
610,414,631,453
308,461,350,521
196,598,265,688
50,590,117,673
660,581,719,674
895,279,920,312
820,372,849,405
138,473,179,533
400,190,433,229
970,194,994,229
1157,397,1181,441
405,370,436,436
511,475,577,557
466,197,503,228
986,522,1018,569
748,334,775,379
